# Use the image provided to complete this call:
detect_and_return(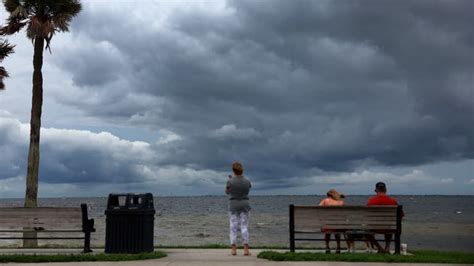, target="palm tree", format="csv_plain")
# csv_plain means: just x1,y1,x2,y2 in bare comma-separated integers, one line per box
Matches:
0,38,14,90
1,0,81,208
